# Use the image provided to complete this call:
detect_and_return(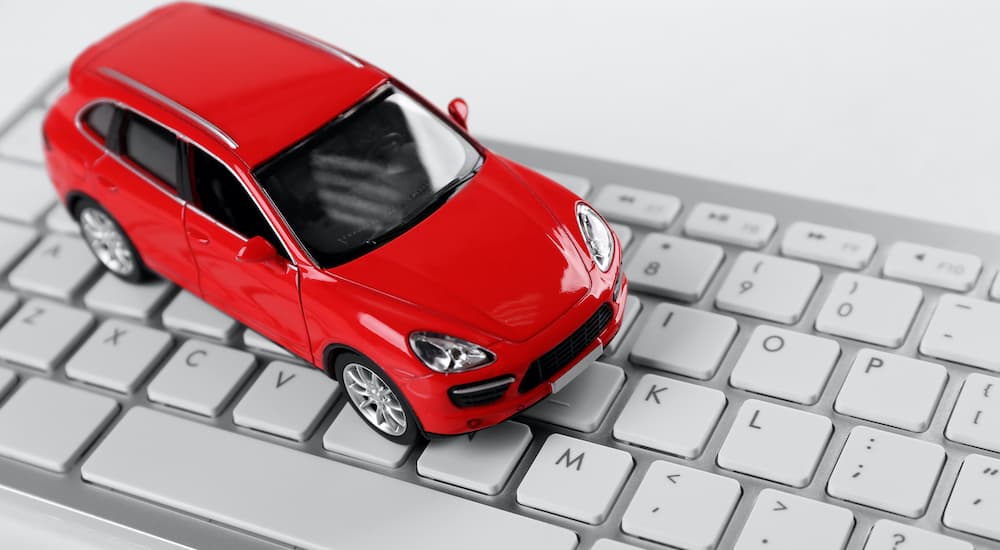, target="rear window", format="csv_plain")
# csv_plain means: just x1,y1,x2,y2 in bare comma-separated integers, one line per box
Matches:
82,102,116,142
